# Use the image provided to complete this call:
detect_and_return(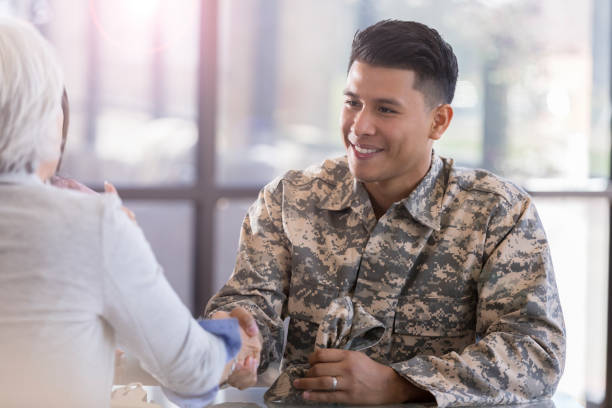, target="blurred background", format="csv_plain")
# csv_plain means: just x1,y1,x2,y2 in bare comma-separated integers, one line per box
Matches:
0,0,609,405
